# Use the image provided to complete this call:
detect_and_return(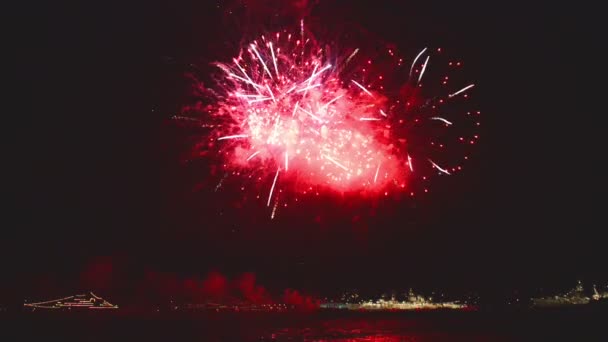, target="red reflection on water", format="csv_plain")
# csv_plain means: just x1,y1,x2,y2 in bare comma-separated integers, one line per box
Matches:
265,316,506,341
